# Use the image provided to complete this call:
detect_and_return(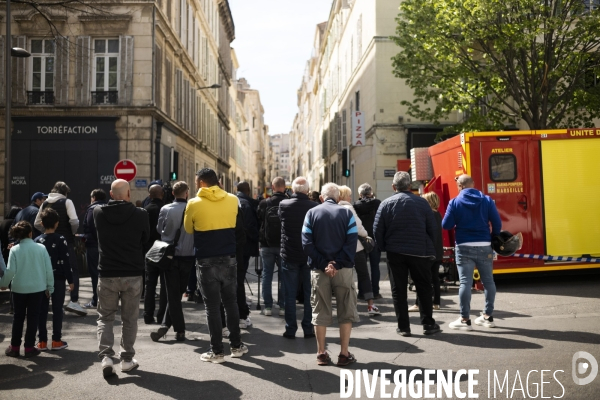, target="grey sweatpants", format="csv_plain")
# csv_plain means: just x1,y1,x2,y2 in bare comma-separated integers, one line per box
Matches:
97,276,143,362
